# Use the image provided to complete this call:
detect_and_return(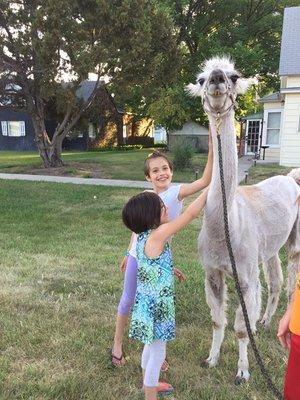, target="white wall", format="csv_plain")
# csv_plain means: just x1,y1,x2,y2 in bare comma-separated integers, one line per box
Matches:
262,101,283,161
170,121,208,136
280,92,300,167
286,76,300,88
